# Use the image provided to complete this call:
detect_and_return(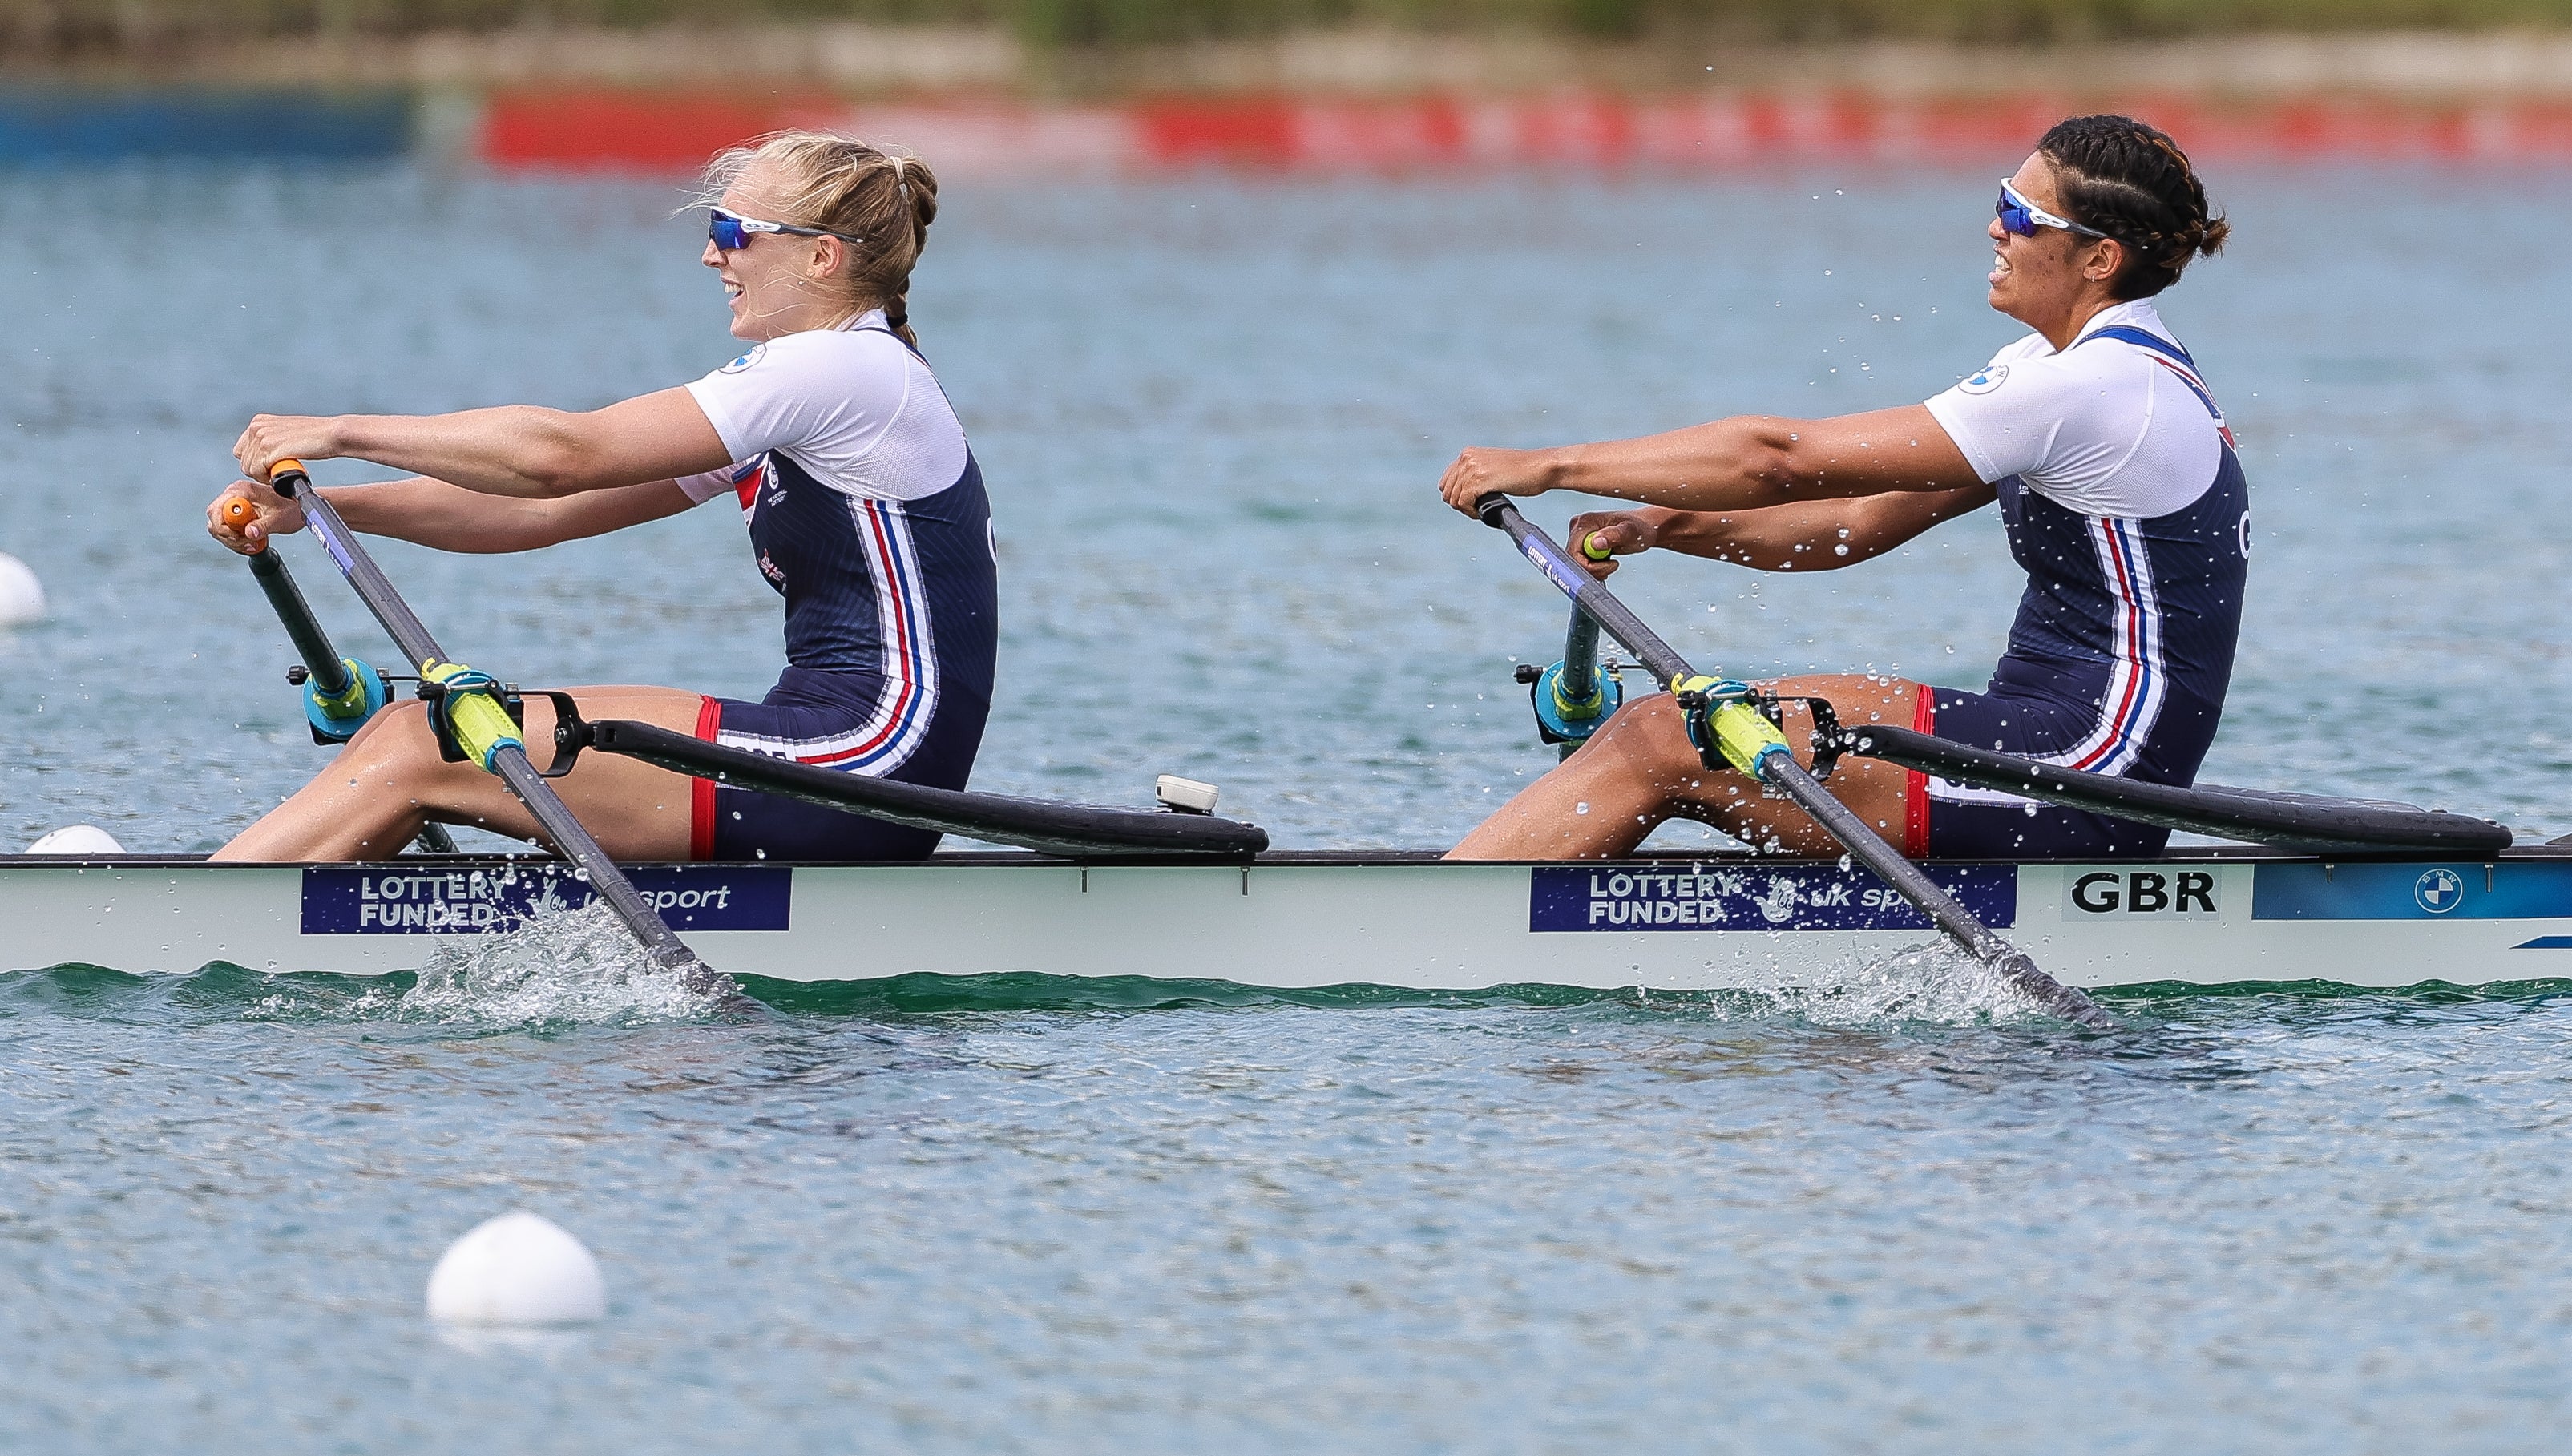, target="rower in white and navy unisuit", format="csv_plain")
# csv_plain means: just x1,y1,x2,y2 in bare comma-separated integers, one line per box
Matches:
676,308,997,861
1441,114,2244,864
203,131,999,866
1914,296,2246,857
